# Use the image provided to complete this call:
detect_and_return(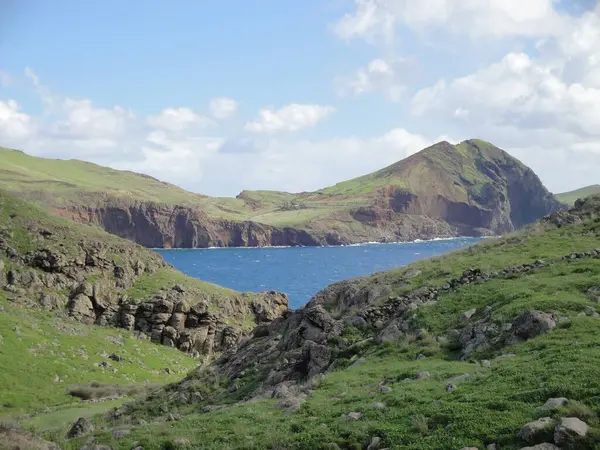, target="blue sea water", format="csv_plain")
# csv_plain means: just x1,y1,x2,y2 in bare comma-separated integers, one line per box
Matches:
155,238,482,309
